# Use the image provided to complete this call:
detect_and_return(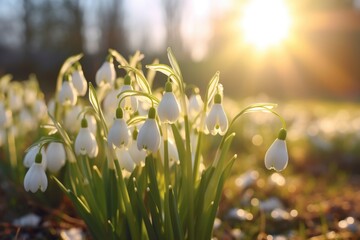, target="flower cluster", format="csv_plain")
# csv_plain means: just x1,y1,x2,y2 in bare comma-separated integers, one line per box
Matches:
23,49,288,240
